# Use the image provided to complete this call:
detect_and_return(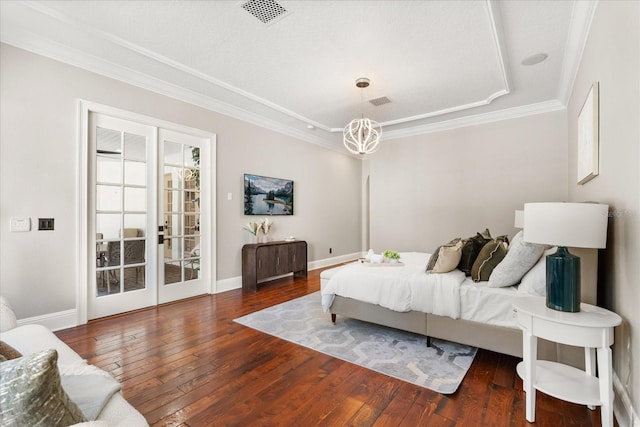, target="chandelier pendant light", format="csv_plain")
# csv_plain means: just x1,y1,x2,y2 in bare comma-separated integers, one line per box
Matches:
343,78,382,155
